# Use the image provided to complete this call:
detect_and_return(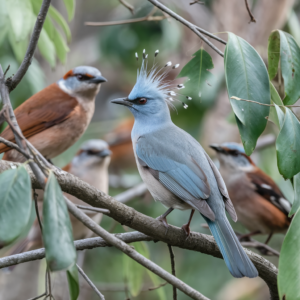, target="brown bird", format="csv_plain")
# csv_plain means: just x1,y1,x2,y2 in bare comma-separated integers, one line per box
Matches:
0,66,107,162
105,117,135,172
210,142,291,244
